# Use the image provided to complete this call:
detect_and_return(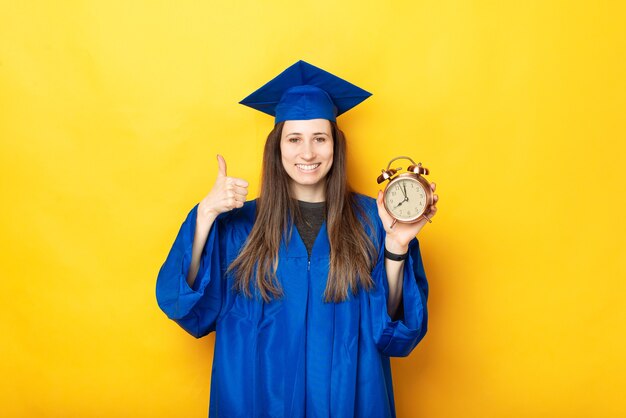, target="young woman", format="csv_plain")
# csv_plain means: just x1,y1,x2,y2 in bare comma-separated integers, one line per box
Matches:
156,61,438,417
